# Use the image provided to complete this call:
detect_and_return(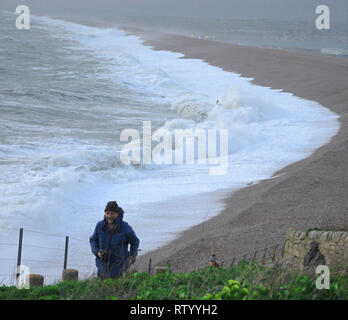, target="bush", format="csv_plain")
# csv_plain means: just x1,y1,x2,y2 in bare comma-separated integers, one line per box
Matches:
0,263,347,300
